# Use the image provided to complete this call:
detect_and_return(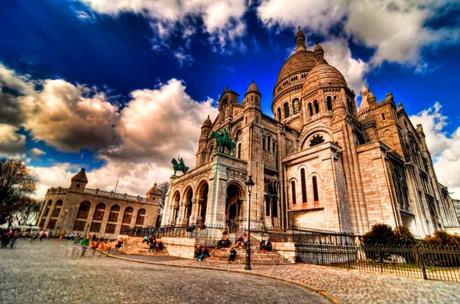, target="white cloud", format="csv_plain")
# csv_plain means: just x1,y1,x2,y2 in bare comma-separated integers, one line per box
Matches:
257,0,460,66
410,102,460,199
20,79,119,152
319,39,368,93
29,163,76,198
0,124,25,157
25,79,217,195
258,0,346,35
30,148,46,158
81,0,247,48
106,78,217,166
